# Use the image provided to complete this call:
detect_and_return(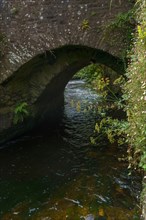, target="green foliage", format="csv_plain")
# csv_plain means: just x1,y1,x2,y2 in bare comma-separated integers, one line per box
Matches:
83,1,146,174
81,19,90,30
102,9,135,58
89,73,127,147
75,64,127,147
108,10,135,29
78,61,141,171
108,10,134,43
74,64,103,82
13,102,29,124
137,25,146,45
93,117,128,145
74,64,121,101
123,0,146,170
